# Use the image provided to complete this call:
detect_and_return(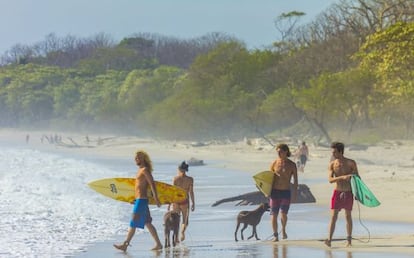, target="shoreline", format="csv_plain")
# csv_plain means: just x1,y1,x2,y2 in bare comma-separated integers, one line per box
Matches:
3,129,413,223
1,129,414,256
